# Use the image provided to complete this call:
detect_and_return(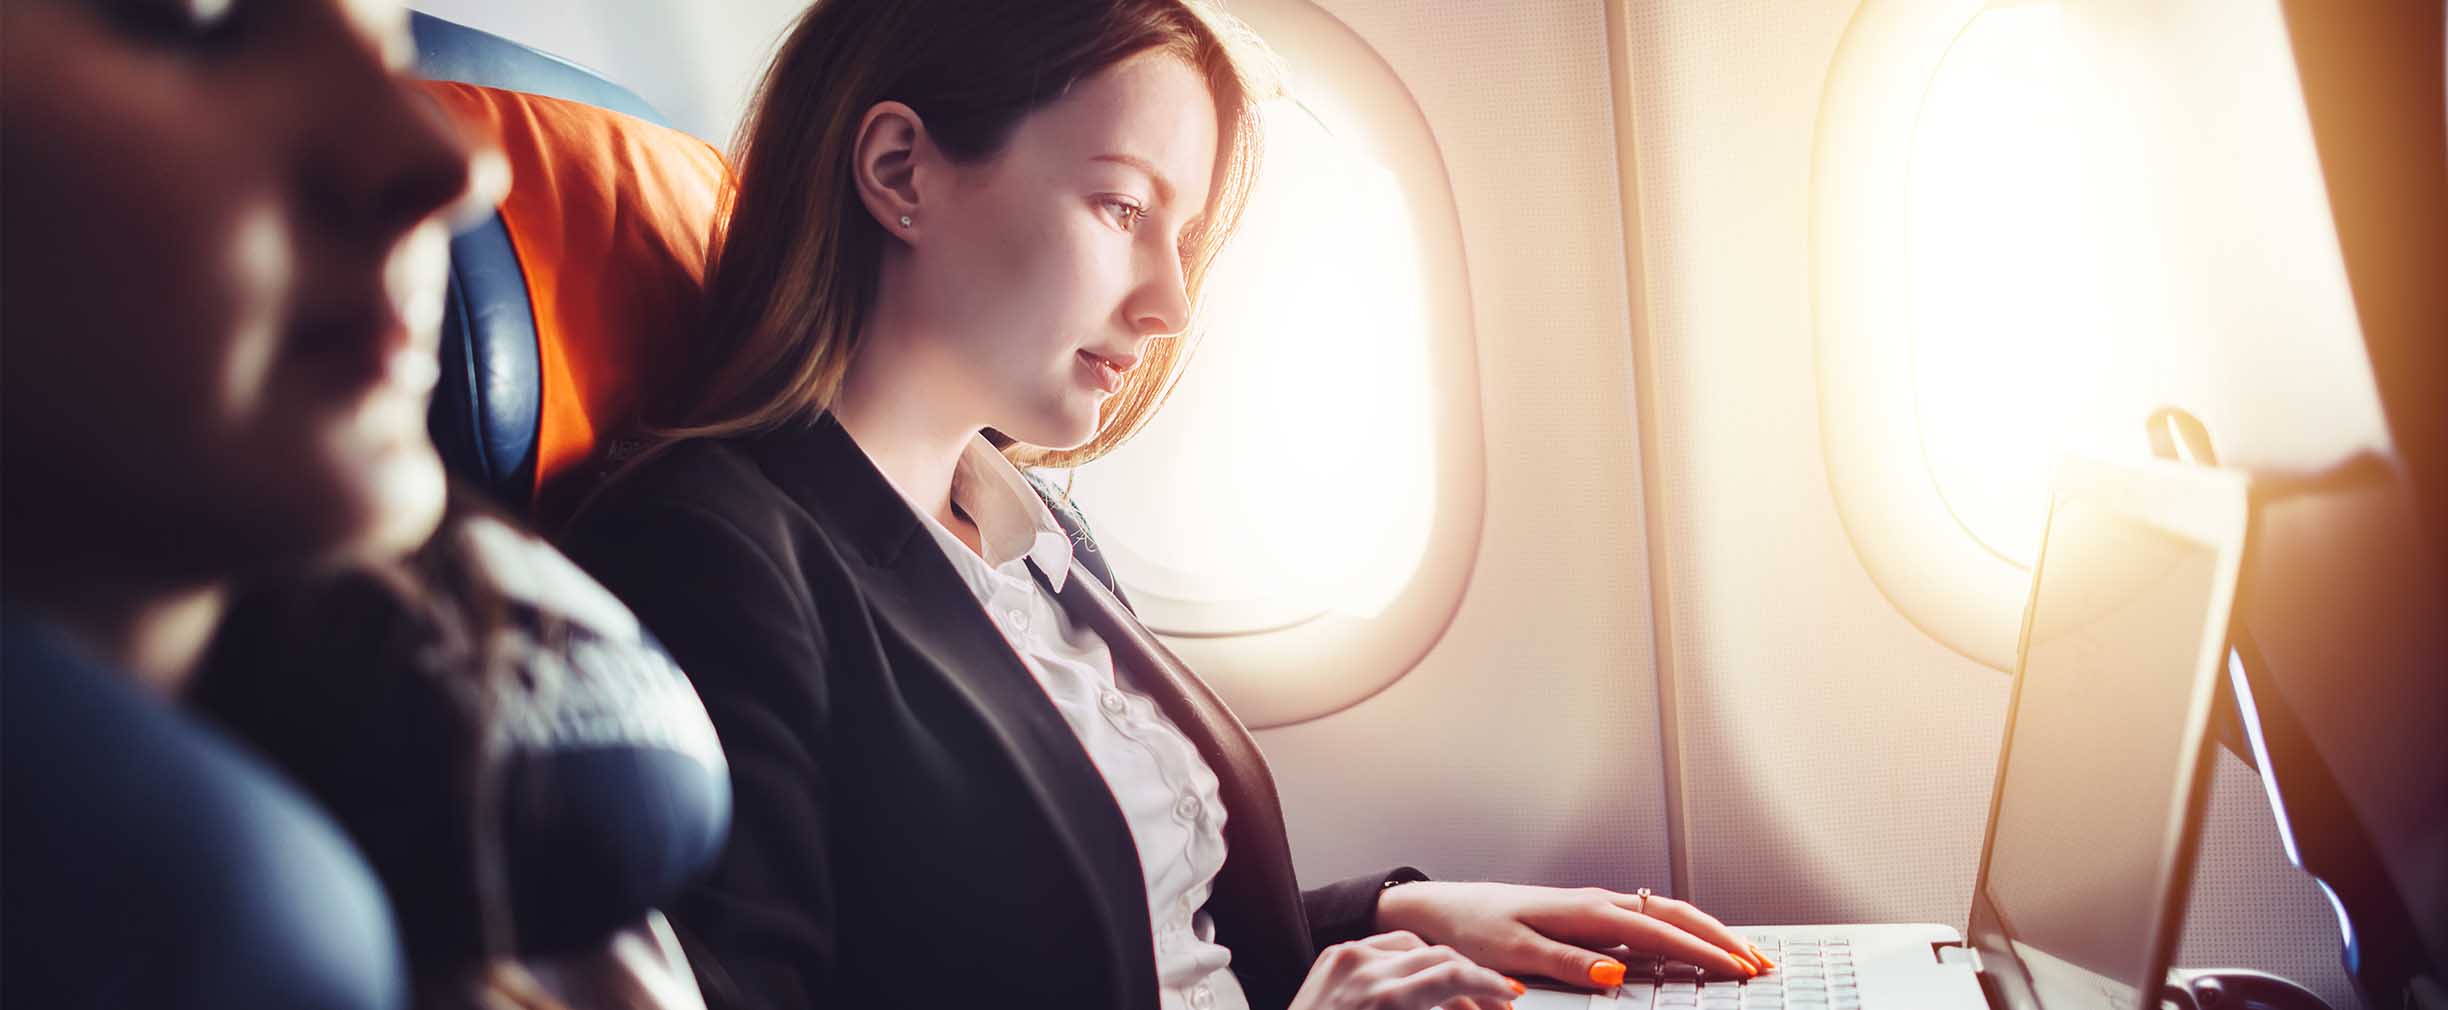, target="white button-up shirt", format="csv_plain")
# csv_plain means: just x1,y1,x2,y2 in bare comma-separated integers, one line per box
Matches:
894,434,1248,1010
